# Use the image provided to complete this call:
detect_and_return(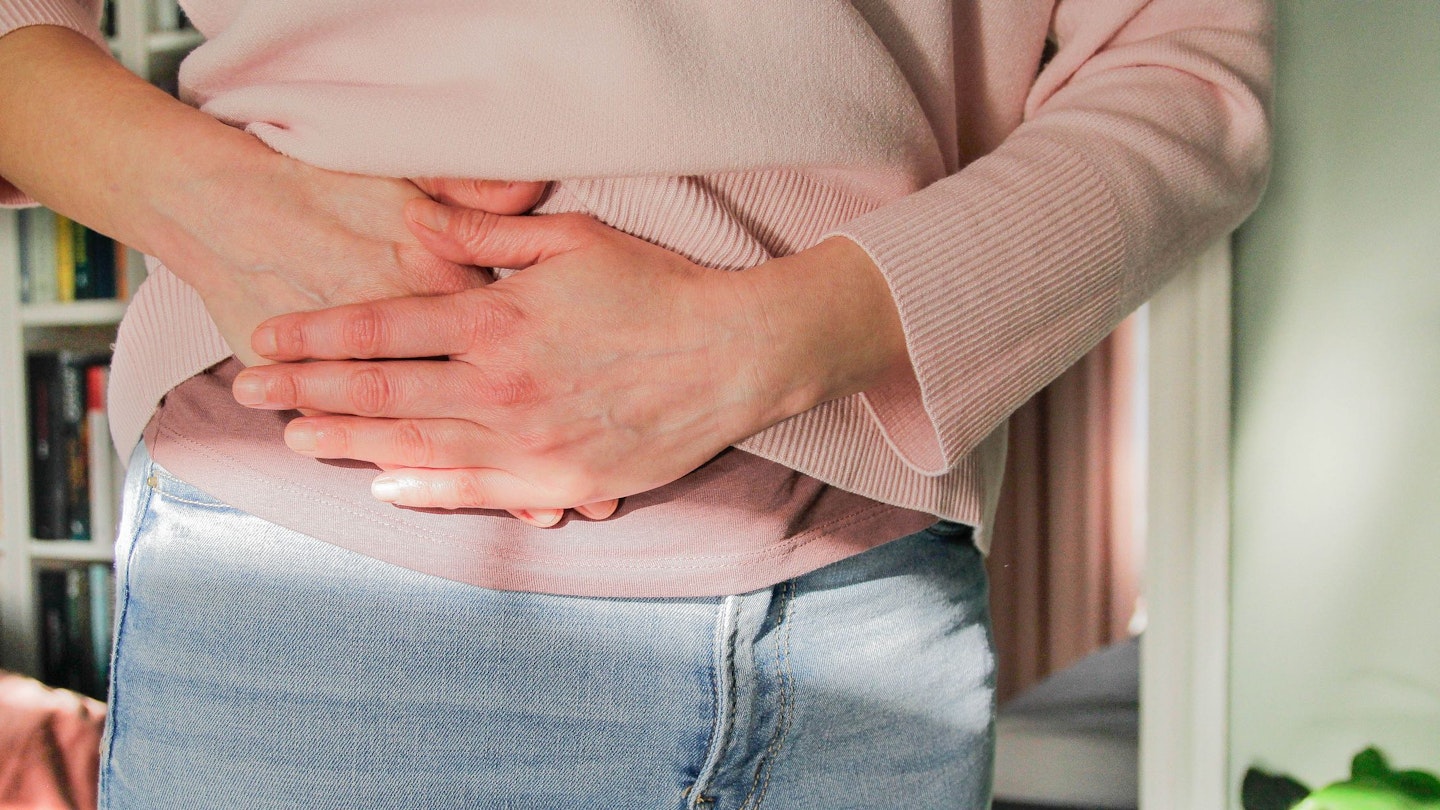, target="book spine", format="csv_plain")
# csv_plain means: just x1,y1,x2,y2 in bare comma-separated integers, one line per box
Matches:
55,215,76,303
64,567,96,696
18,208,33,303
87,364,117,545
72,220,94,300
26,354,67,539
22,208,58,305
59,352,90,541
114,242,131,300
36,569,68,686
